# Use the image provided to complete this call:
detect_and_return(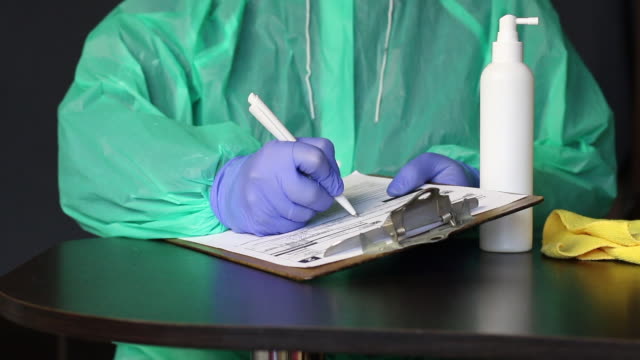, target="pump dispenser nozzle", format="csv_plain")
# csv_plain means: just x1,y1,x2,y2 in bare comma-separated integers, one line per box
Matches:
493,15,539,62
516,17,539,25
